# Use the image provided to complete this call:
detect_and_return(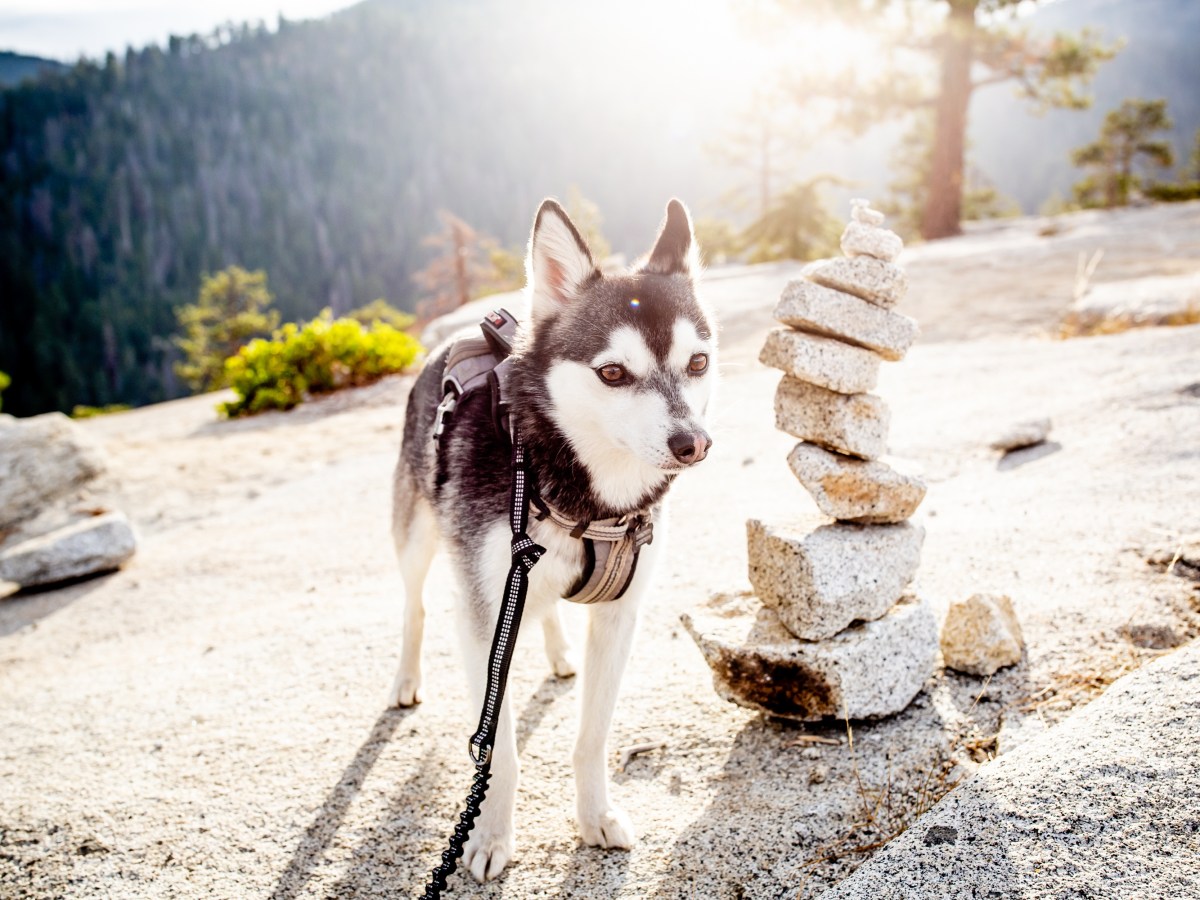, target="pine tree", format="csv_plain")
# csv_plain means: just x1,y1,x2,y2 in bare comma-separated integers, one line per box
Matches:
776,0,1118,238
741,177,842,262
411,212,492,322
1070,99,1175,208
174,267,280,393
